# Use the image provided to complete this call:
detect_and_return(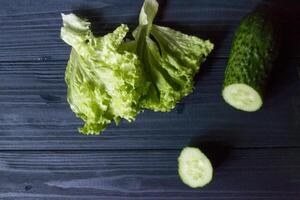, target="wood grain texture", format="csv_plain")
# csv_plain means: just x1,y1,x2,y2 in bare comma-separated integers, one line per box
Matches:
0,149,299,199
0,0,299,61
0,0,300,198
0,59,299,150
